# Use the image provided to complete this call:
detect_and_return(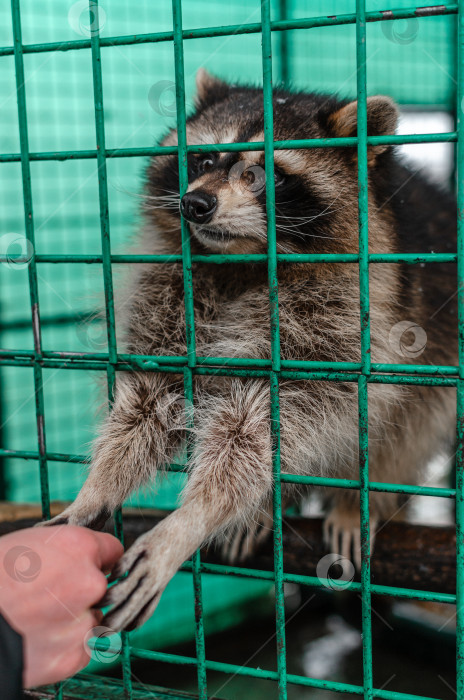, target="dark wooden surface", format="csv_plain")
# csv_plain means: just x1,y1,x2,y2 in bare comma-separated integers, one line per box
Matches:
0,502,456,594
